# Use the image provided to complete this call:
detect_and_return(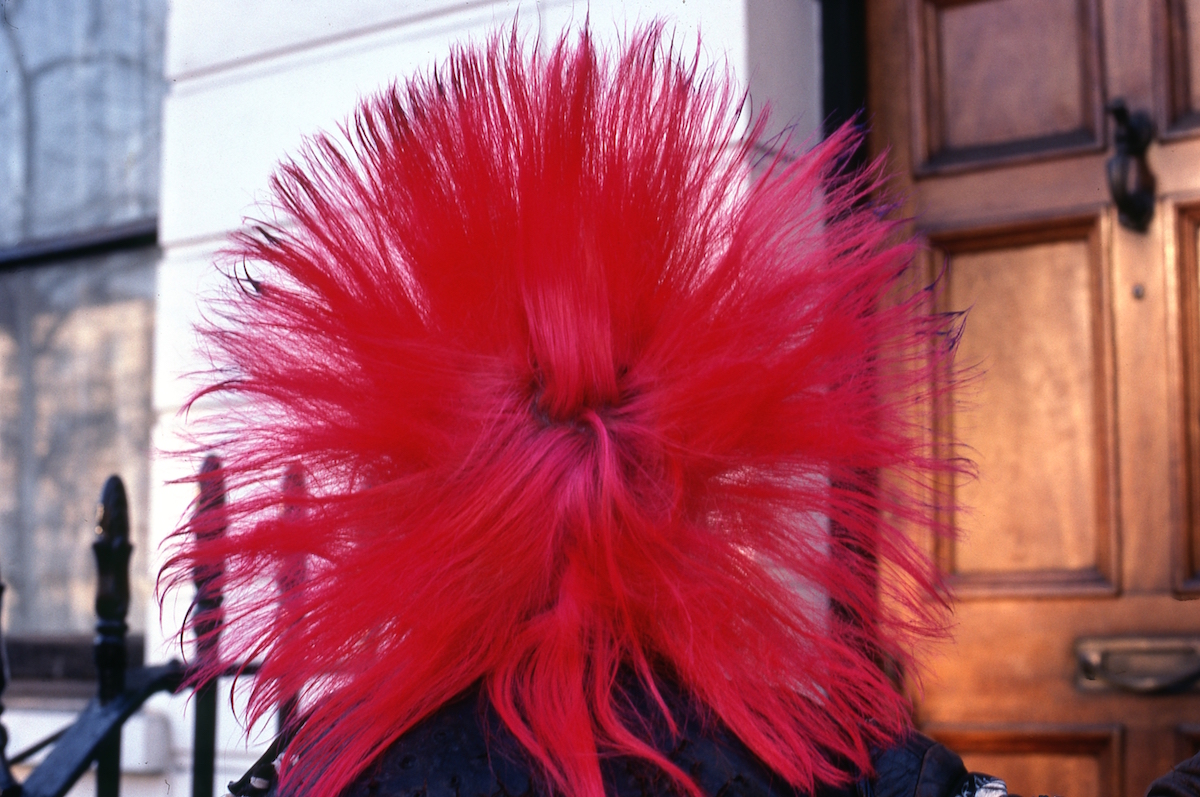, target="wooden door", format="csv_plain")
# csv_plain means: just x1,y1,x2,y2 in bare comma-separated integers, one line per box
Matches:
867,2,1200,796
